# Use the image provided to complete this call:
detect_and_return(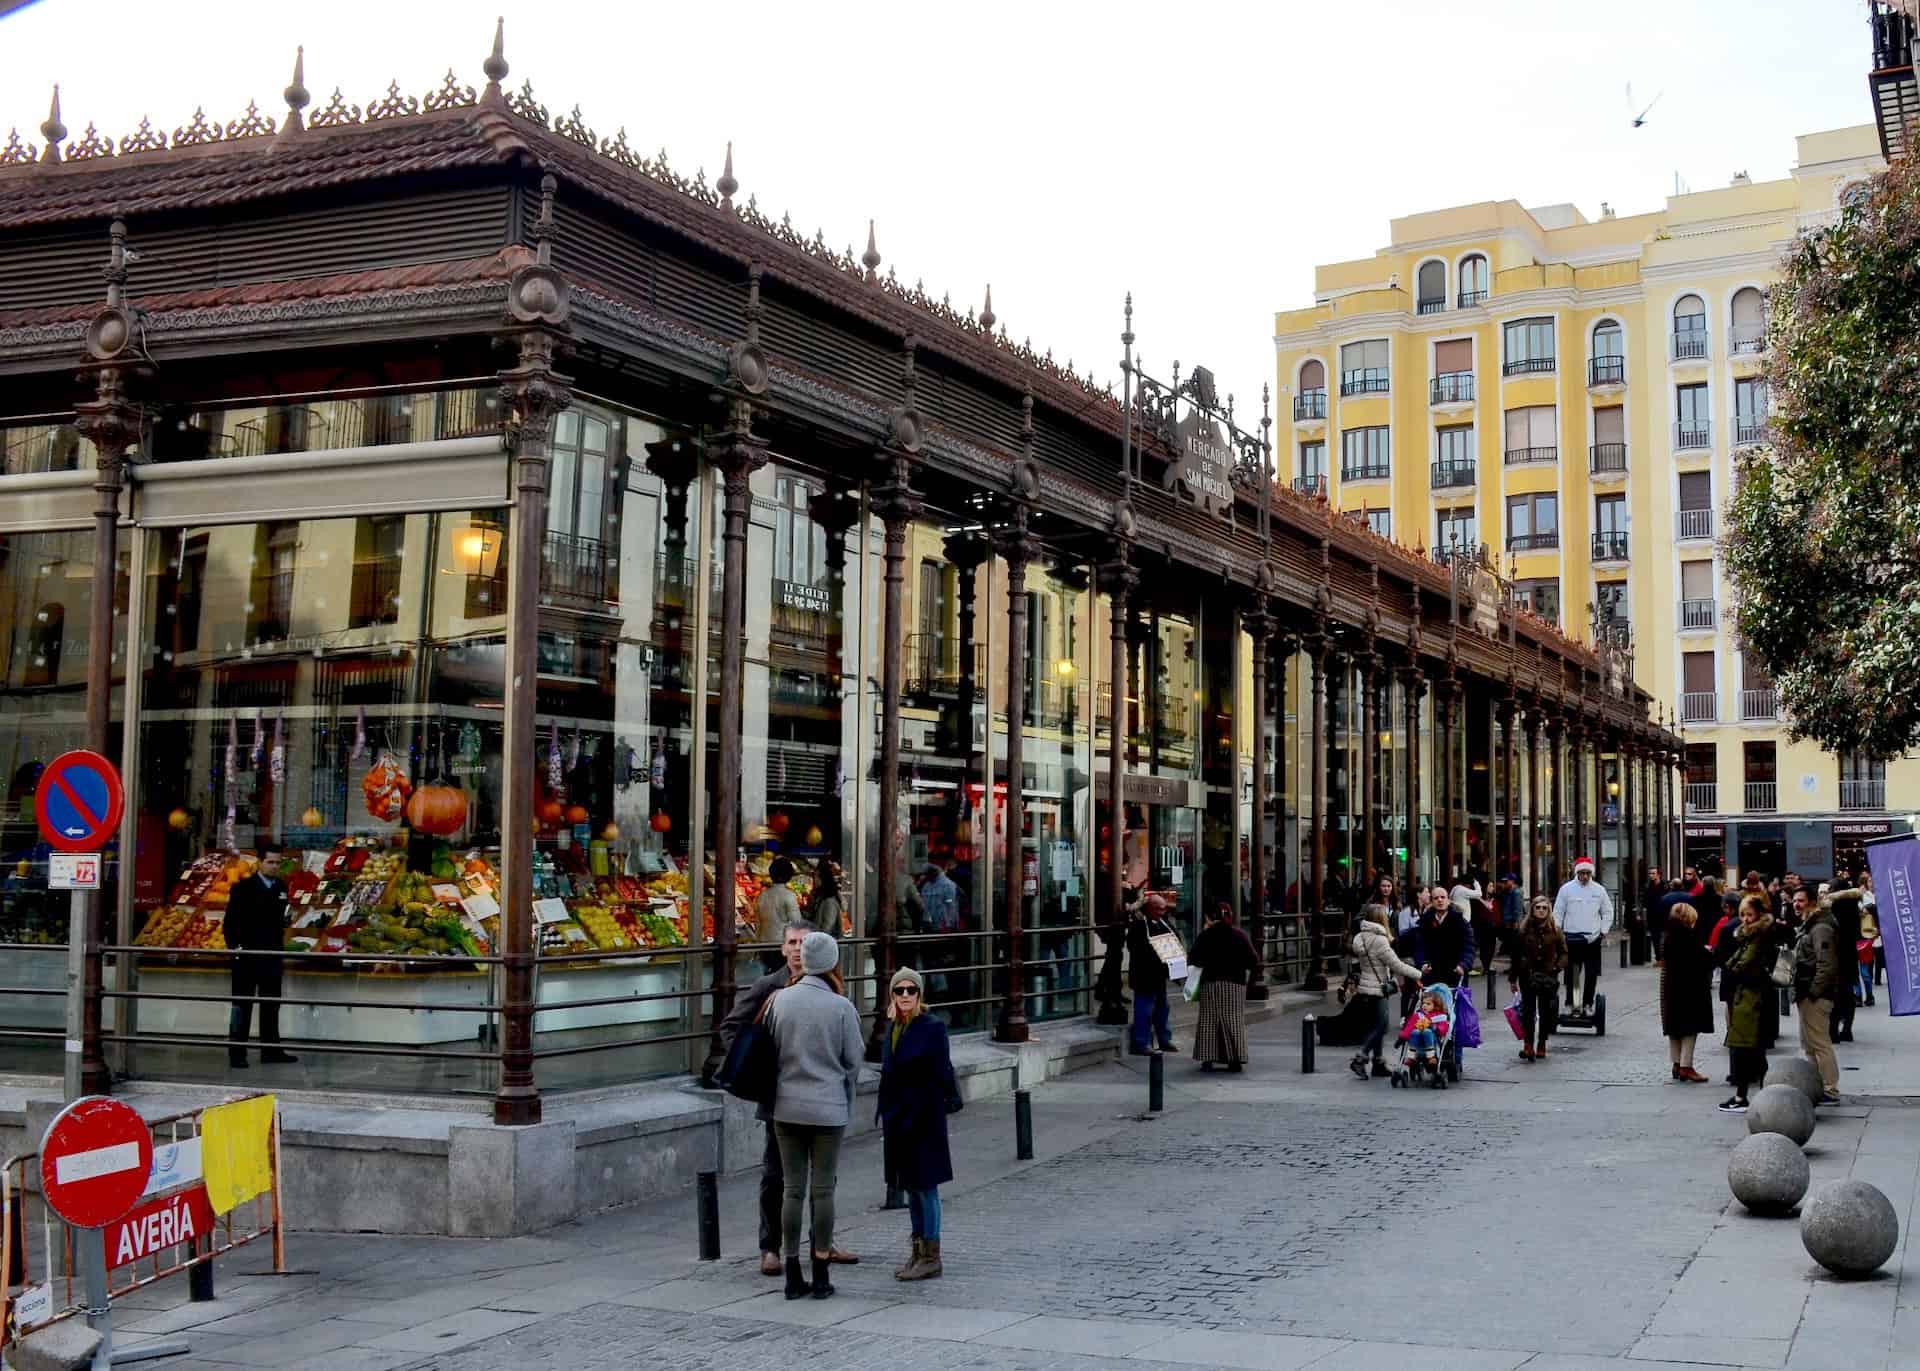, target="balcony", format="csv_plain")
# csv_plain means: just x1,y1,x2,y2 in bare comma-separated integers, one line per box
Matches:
1671,332,1709,363
1294,390,1327,421
1504,445,1558,467
1677,508,1714,541
1340,371,1389,397
1457,289,1489,308
1841,777,1888,810
1429,372,1475,405
249,570,295,642
1679,597,1717,631
1741,688,1778,720
1744,781,1779,813
349,558,403,628
1291,474,1328,498
1591,532,1630,563
1508,531,1560,552
541,530,617,608
1417,297,1447,315
1730,323,1768,356
1589,442,1629,476
1685,782,1719,812
1734,418,1770,449
1589,356,1626,388
1675,420,1712,451
1870,1,1918,160
1503,356,1556,378
1681,691,1718,723
1430,460,1476,490
1340,461,1390,482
